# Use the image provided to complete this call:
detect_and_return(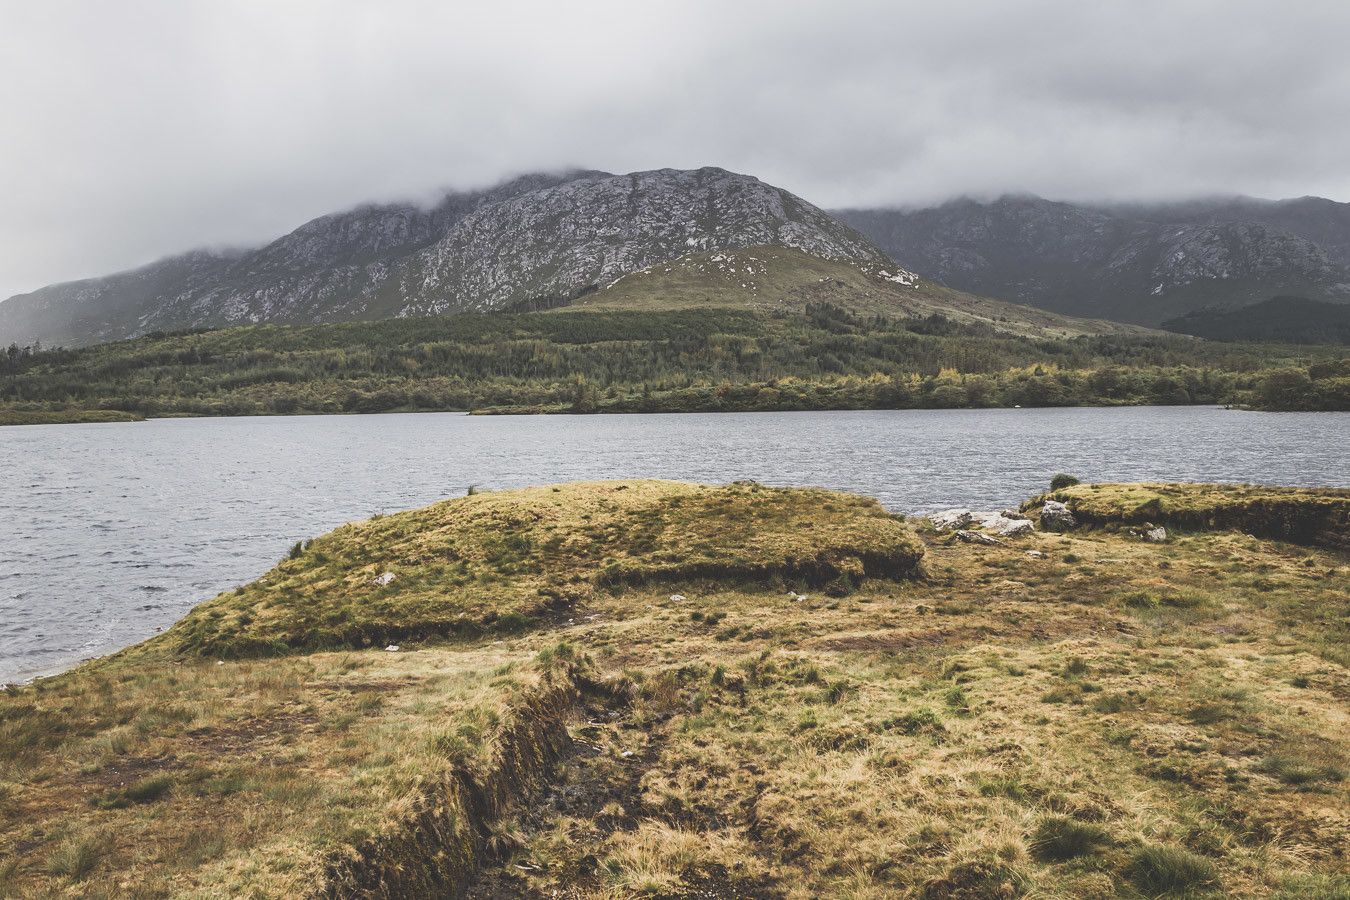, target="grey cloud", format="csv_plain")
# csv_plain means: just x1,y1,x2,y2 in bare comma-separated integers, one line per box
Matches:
3,0,1349,299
